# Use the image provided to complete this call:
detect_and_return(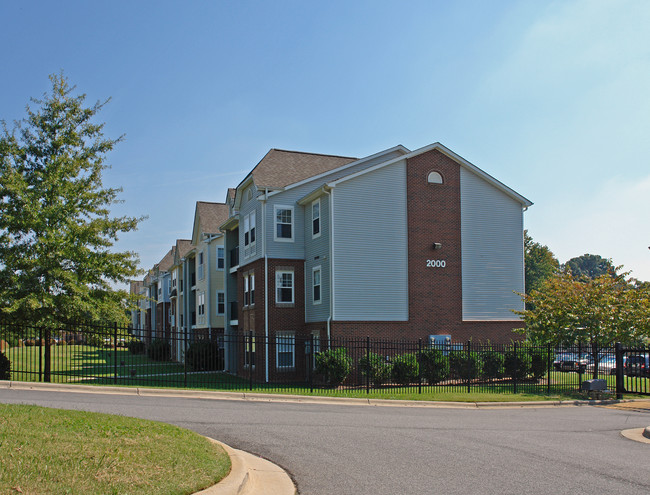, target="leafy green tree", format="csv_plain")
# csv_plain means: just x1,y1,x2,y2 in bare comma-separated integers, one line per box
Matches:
517,270,650,377
0,74,143,329
524,231,560,295
564,254,614,280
